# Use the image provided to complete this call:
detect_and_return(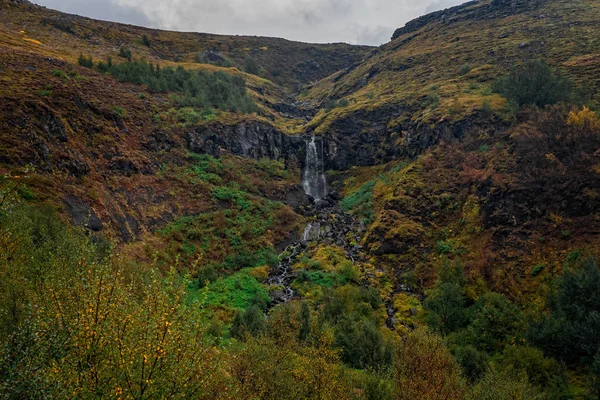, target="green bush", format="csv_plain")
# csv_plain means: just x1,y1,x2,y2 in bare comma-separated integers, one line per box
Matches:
468,293,523,353
424,282,467,334
493,59,571,109
212,186,251,210
202,270,270,310
140,34,151,47
230,305,267,340
118,46,132,61
244,58,260,75
77,54,93,68
51,69,69,80
424,93,441,109
460,63,472,76
324,98,351,112
454,345,489,383
334,318,392,370
528,255,600,365
101,59,255,113
531,263,545,276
